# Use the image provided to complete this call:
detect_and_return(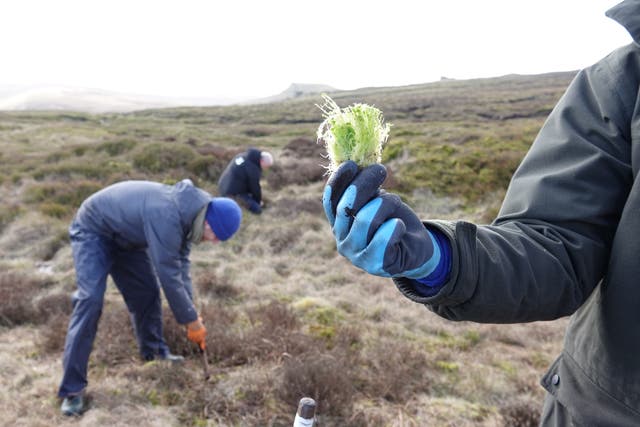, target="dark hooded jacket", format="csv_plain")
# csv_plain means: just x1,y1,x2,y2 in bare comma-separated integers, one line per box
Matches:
75,179,210,324
217,148,263,204
394,1,640,424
